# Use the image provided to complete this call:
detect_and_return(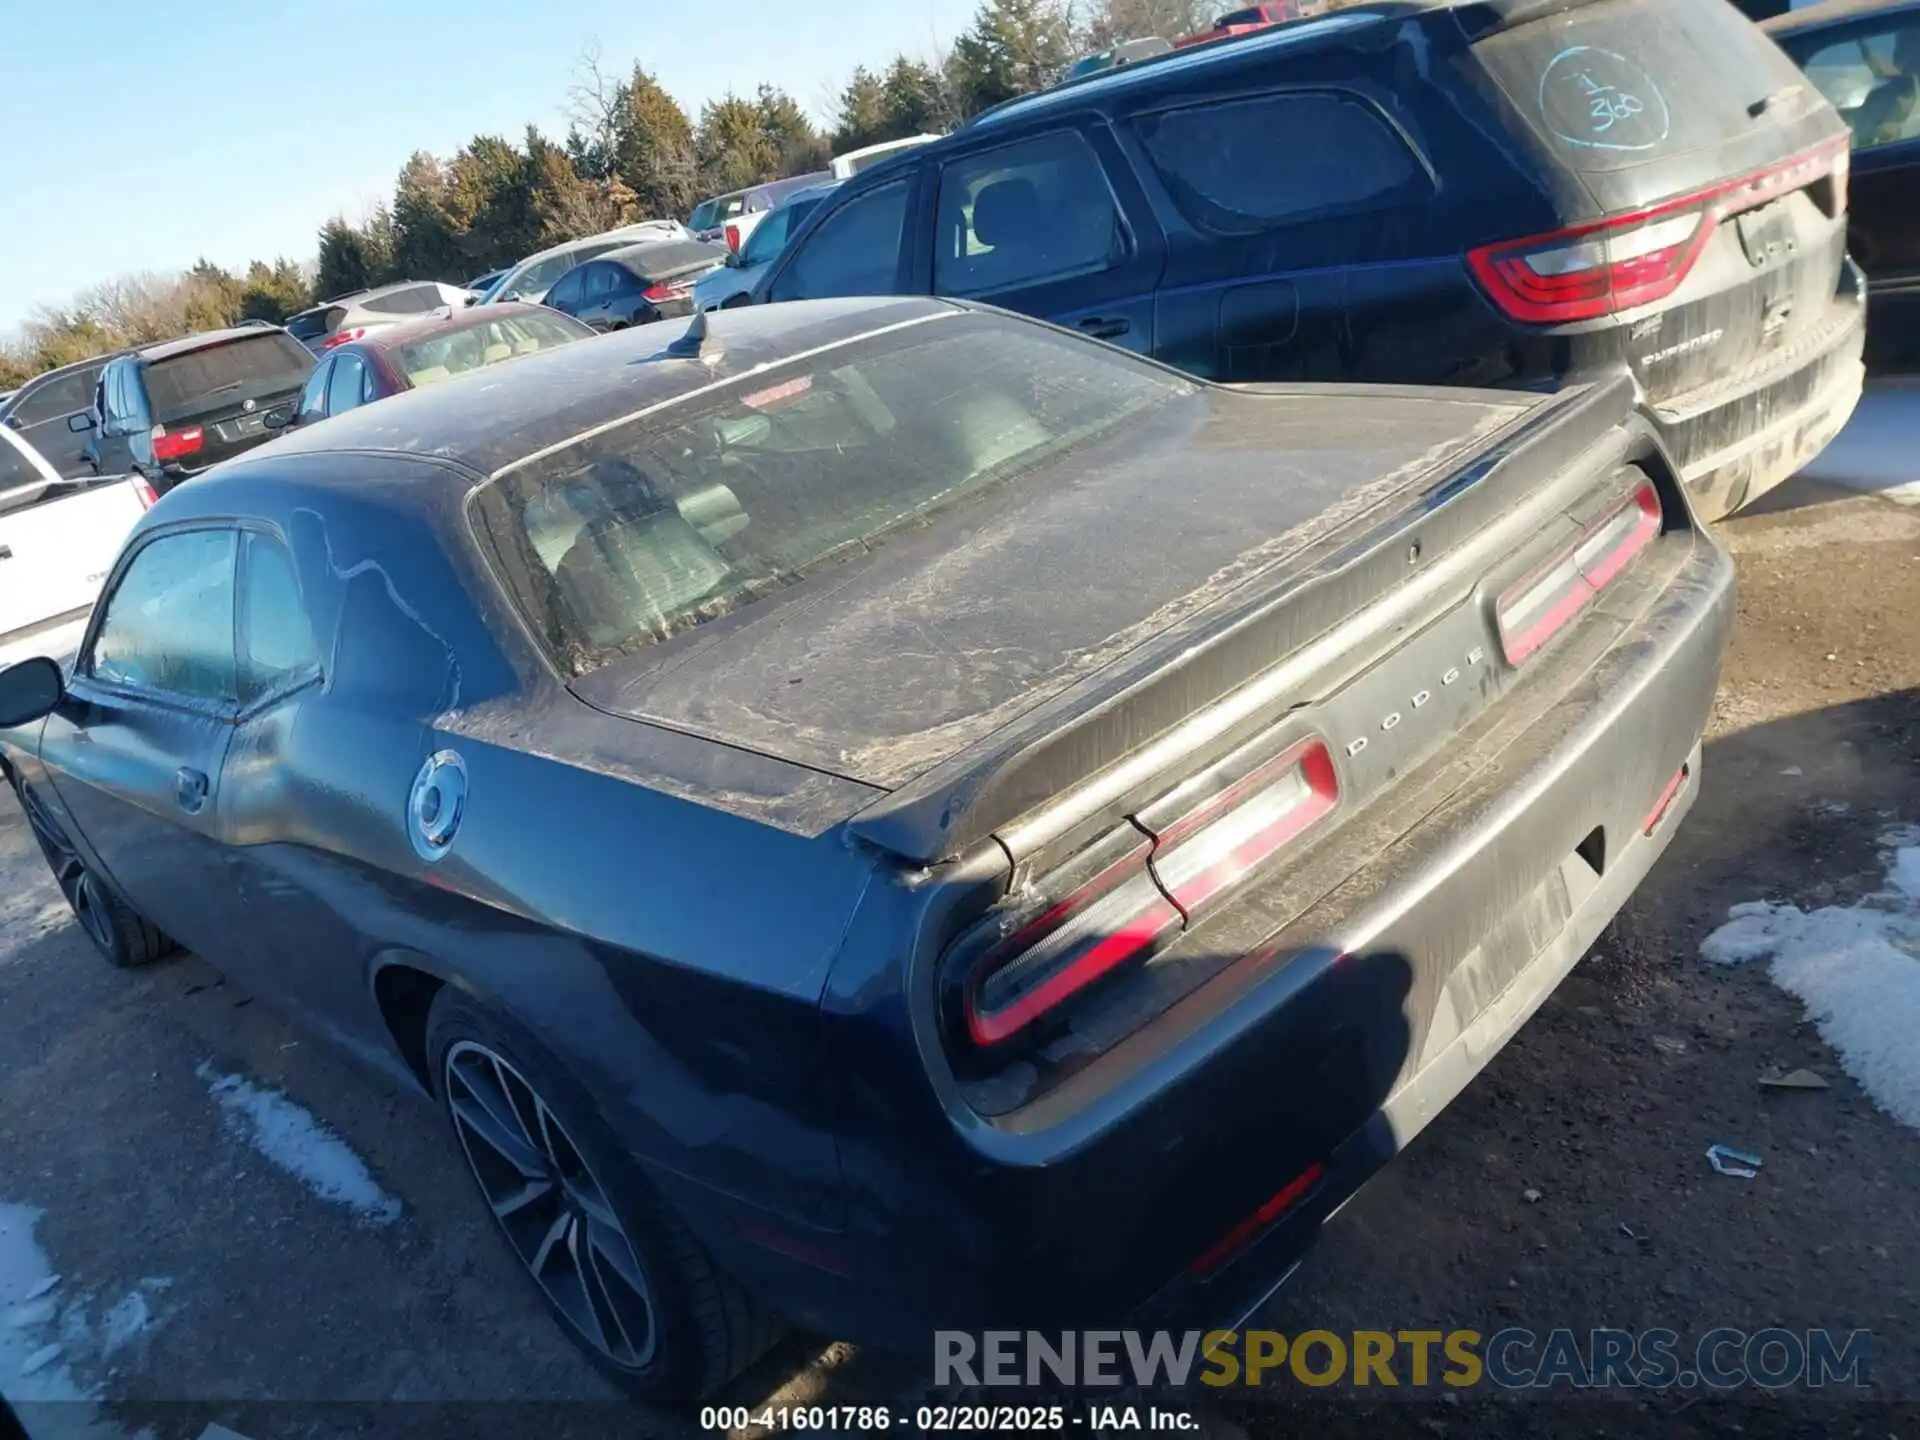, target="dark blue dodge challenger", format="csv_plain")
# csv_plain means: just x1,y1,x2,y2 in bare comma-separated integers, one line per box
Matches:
0,298,1731,1399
